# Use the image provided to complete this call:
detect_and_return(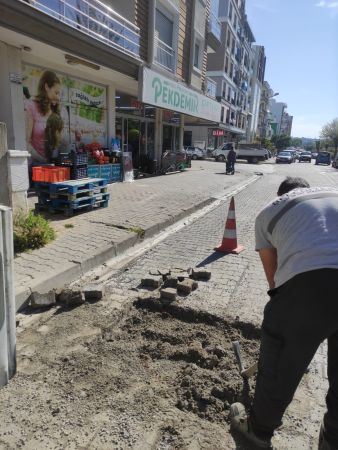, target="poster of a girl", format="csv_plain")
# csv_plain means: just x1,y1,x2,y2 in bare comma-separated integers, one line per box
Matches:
25,70,62,162
45,113,64,163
